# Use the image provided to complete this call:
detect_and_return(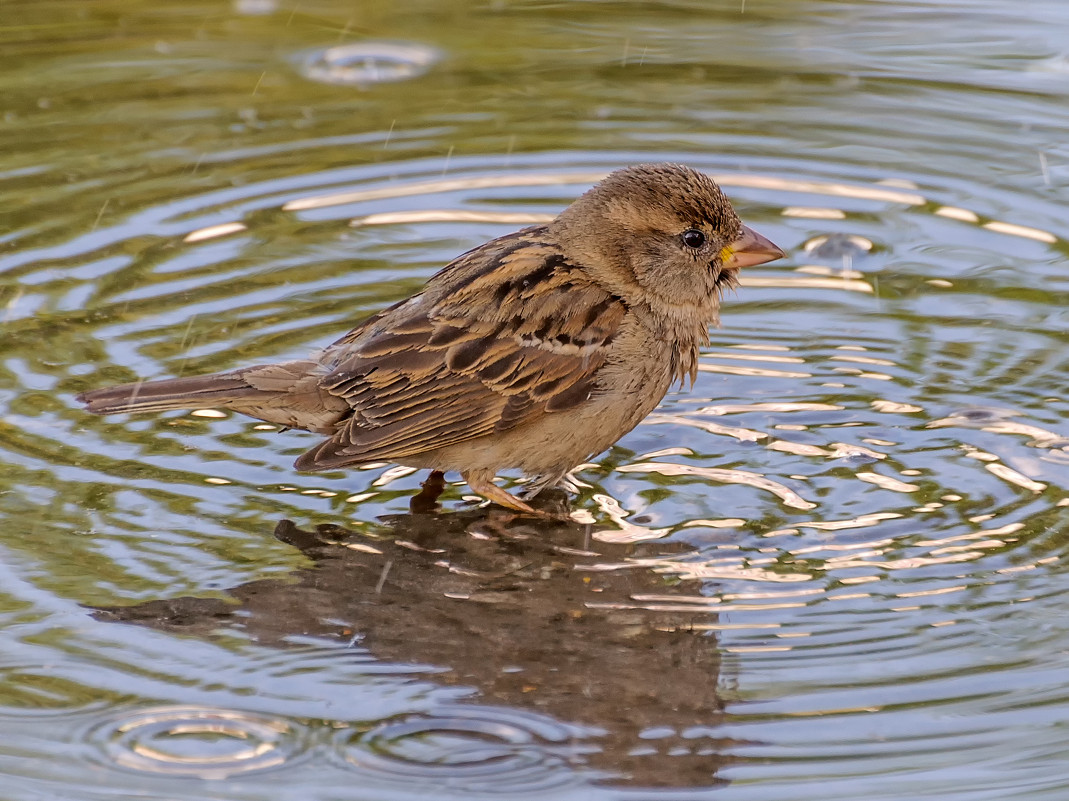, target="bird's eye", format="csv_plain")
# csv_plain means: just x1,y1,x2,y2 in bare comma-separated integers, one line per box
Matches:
681,229,706,249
